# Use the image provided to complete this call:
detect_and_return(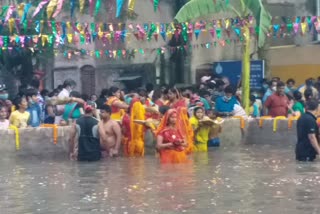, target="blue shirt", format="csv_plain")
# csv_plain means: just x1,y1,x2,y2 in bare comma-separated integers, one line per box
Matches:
262,88,273,103
215,96,239,113
27,103,41,127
